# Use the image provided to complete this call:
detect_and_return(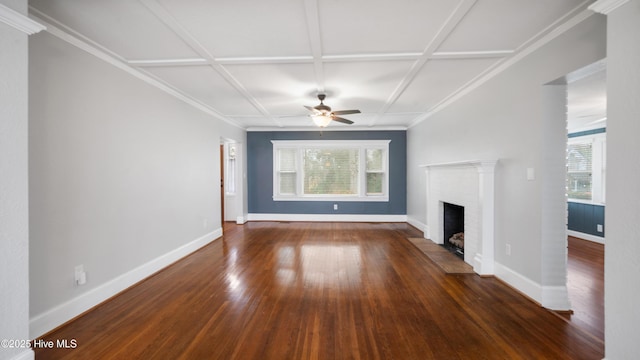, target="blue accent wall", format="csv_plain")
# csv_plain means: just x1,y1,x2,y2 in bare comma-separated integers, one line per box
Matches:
567,128,606,238
247,130,406,215
568,127,606,138
568,202,605,237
